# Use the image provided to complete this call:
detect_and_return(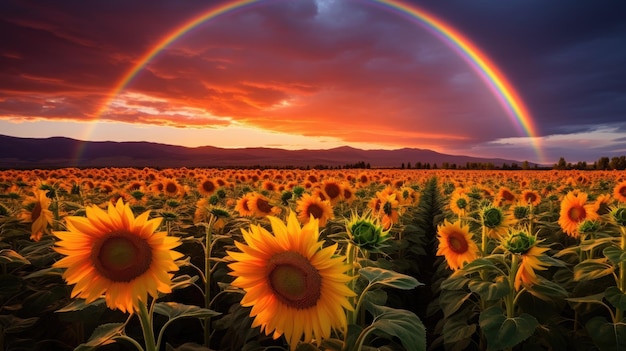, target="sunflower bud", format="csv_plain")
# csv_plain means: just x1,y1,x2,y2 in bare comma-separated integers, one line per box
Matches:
504,231,536,254
347,213,389,252
611,207,626,227
456,197,468,210
482,206,505,229
512,205,529,220
578,219,601,234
